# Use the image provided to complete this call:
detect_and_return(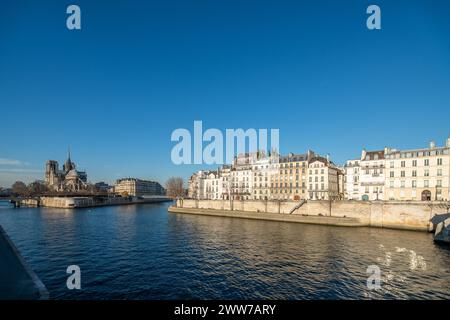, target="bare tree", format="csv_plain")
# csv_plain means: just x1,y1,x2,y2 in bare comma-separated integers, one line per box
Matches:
28,181,49,195
165,177,185,198
12,181,29,197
